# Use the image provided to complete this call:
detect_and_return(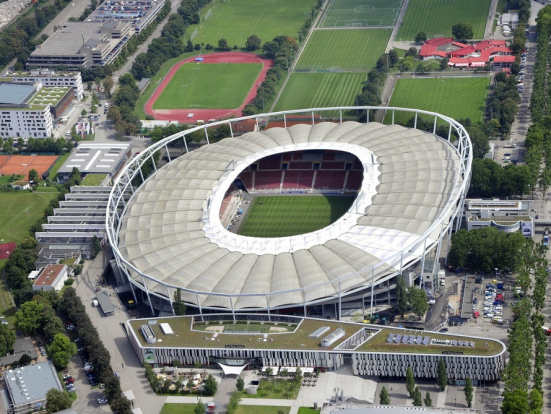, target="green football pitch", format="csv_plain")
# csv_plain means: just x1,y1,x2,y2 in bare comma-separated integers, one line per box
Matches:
320,0,404,27
188,0,318,48
385,77,490,125
295,29,391,72
396,0,491,40
152,63,262,110
238,196,355,237
273,73,364,114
